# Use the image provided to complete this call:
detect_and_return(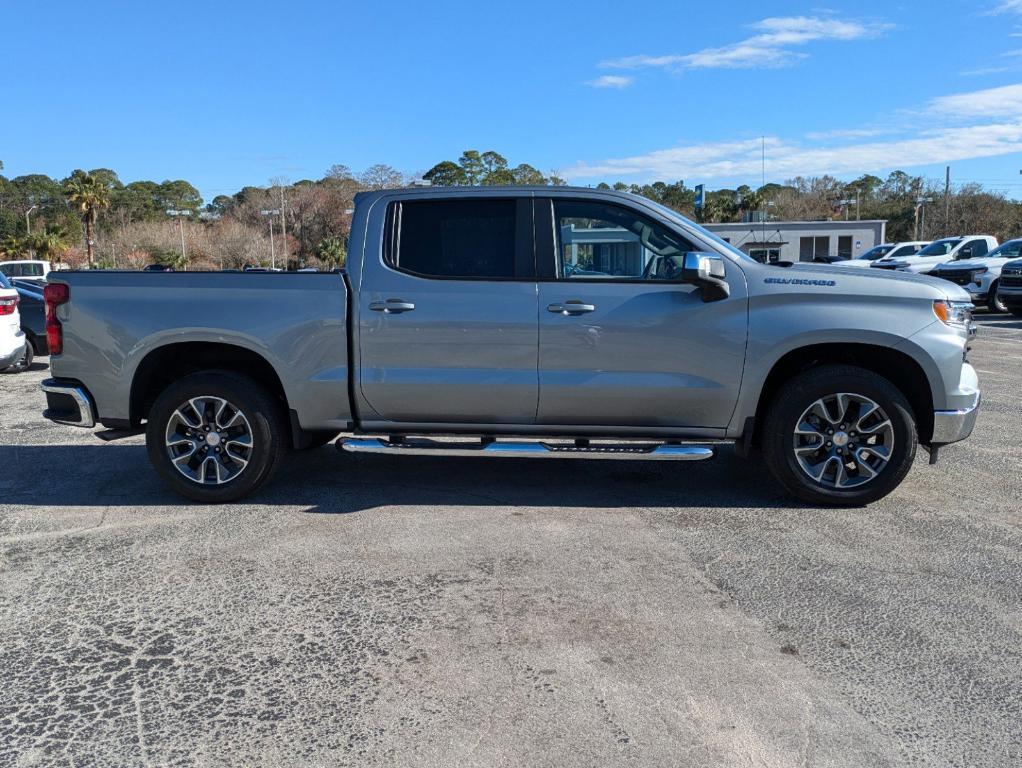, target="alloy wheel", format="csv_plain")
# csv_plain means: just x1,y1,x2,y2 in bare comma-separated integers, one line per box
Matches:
164,396,254,485
792,392,895,489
